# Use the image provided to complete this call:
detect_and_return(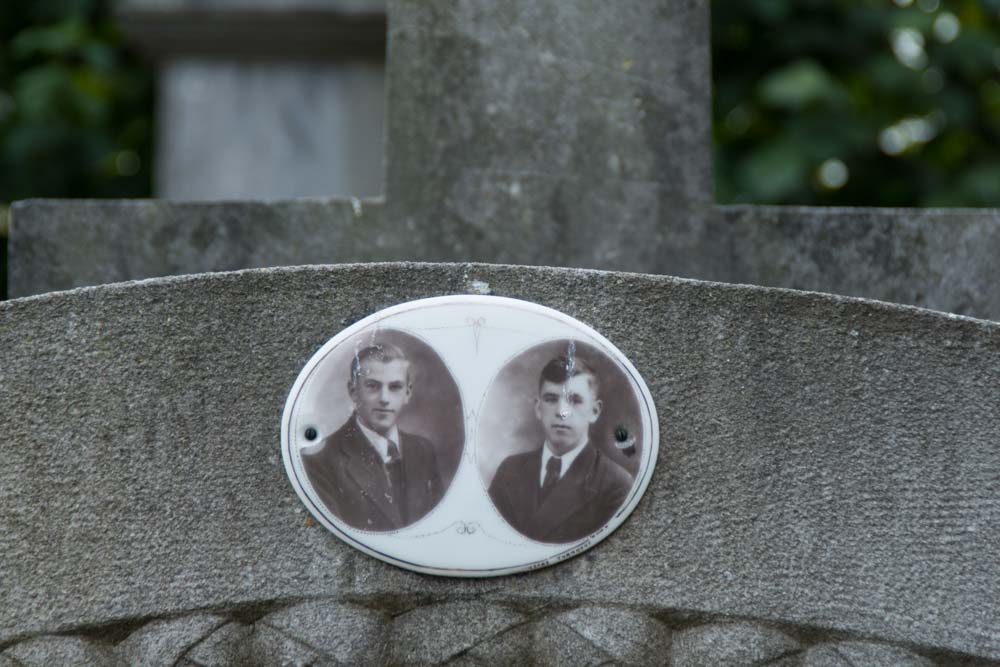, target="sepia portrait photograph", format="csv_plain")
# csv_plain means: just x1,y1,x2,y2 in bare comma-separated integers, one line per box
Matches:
295,328,464,533
478,339,644,544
